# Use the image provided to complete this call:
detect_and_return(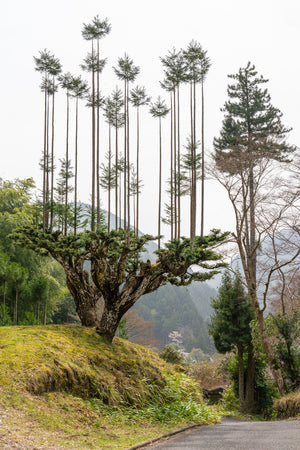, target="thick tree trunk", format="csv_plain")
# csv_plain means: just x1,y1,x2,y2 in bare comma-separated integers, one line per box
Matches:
97,304,120,342
255,306,286,395
245,346,255,413
237,344,245,413
65,270,103,328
